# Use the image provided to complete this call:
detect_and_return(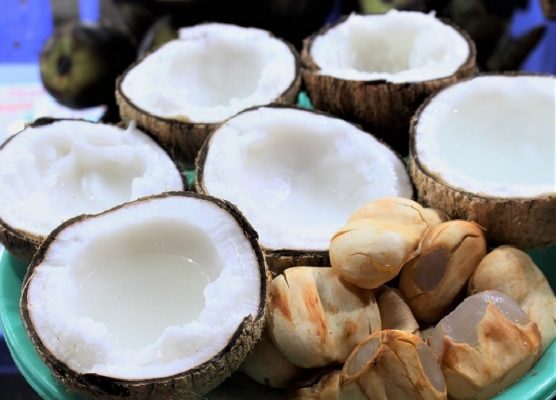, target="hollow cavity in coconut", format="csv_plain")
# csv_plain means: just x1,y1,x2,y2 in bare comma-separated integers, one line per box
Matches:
410,75,556,248
197,107,412,272
330,197,428,289
429,290,541,400
469,245,556,352
0,119,184,263
302,10,476,155
21,193,267,399
399,220,487,323
267,267,381,368
339,330,447,400
117,23,300,163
